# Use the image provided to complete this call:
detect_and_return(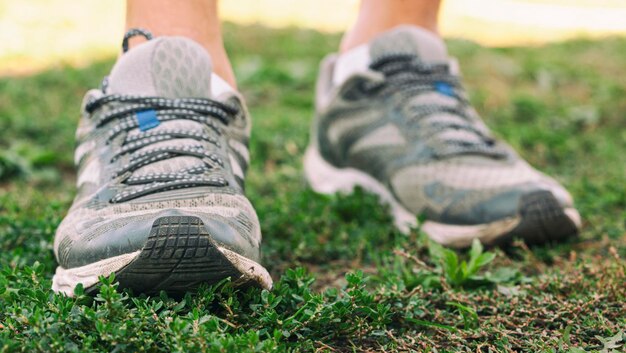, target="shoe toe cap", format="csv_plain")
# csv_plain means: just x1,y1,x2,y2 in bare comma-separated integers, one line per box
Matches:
435,181,575,226
55,208,260,270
